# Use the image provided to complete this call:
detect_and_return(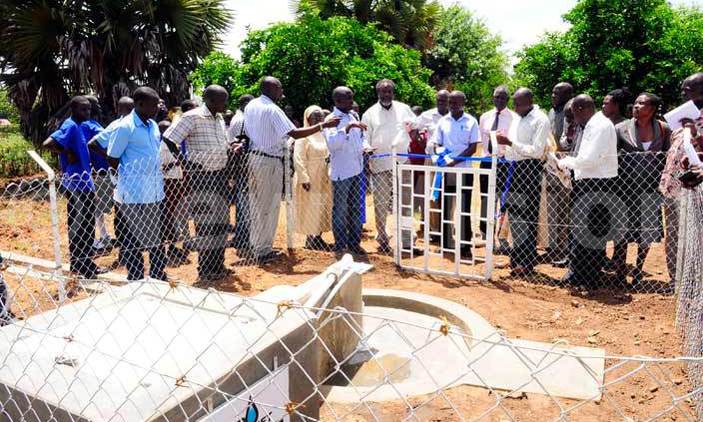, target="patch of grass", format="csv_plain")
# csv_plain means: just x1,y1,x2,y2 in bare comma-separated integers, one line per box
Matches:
0,126,55,178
